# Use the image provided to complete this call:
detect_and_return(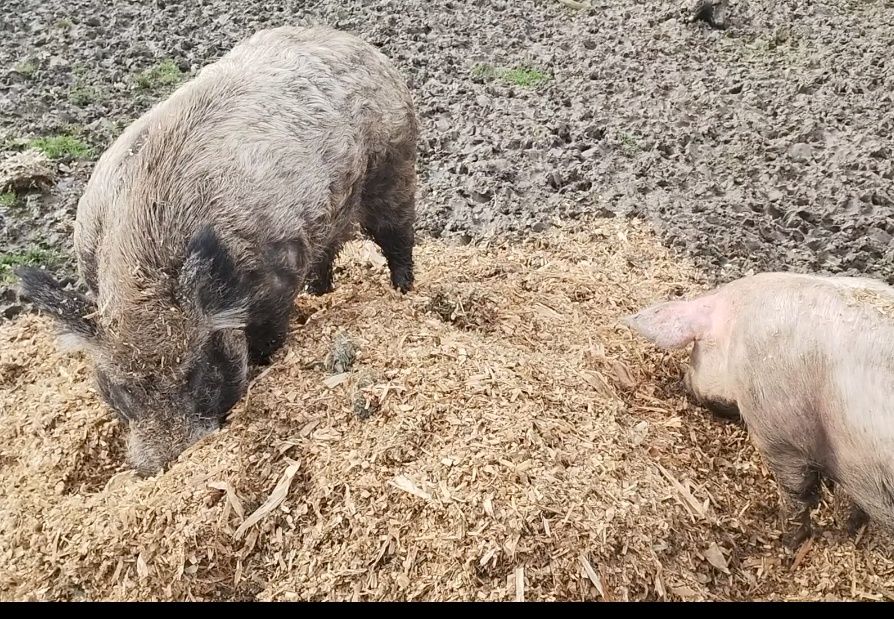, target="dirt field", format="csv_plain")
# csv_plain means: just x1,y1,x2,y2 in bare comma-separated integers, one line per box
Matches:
1,0,893,293
1,0,893,602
